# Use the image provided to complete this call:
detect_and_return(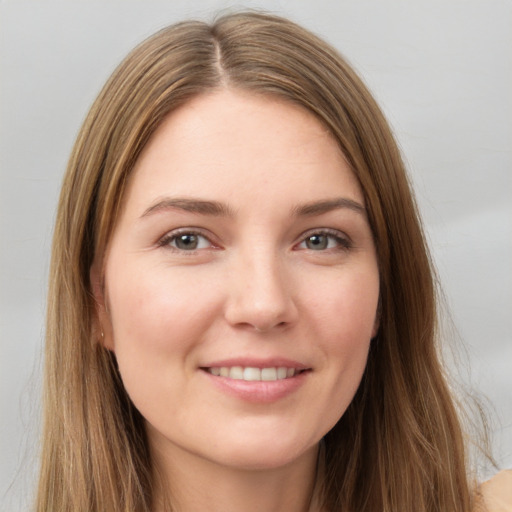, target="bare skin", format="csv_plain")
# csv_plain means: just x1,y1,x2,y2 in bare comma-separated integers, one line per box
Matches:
150,435,319,512
93,89,379,511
